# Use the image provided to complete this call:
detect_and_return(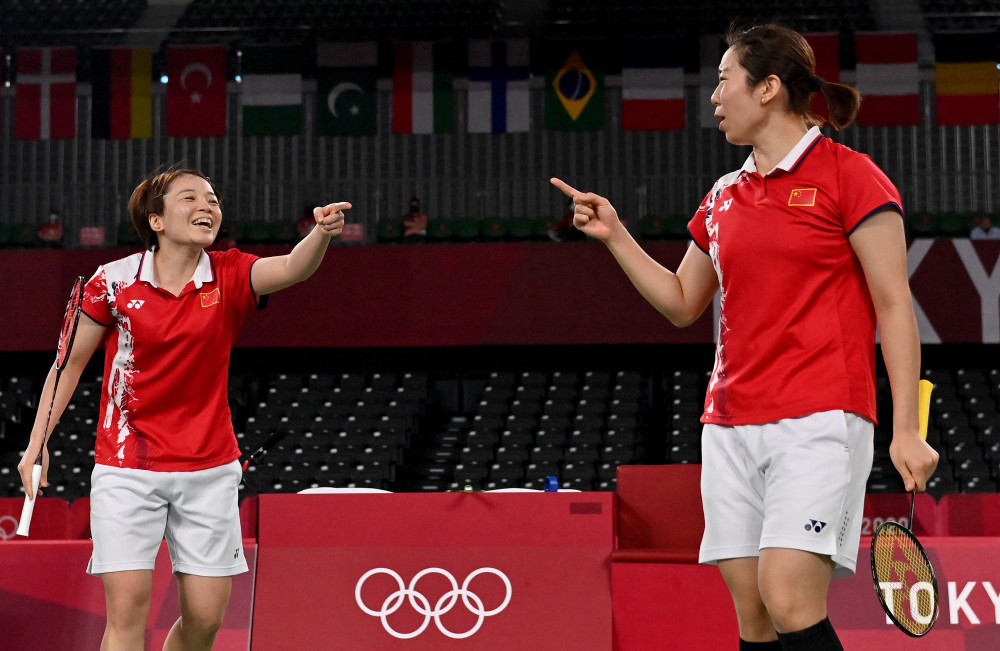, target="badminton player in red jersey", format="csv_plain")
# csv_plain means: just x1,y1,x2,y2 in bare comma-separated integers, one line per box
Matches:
553,23,938,651
18,165,351,650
